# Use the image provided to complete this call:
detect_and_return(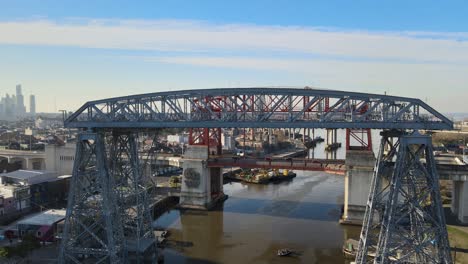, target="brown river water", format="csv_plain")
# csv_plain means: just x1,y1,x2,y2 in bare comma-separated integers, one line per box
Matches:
154,171,362,264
